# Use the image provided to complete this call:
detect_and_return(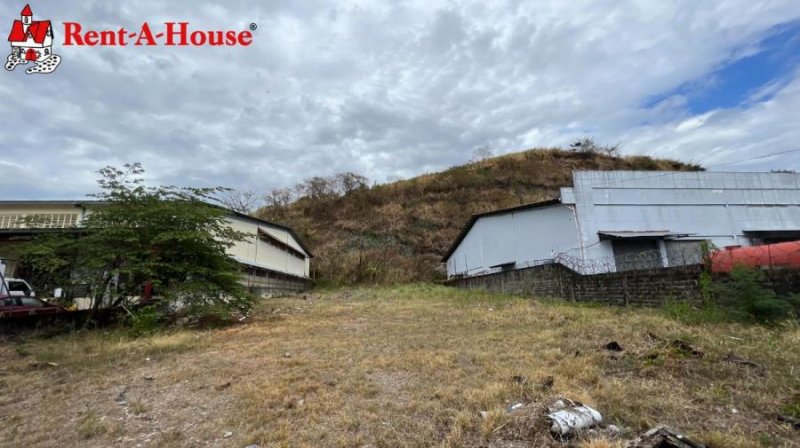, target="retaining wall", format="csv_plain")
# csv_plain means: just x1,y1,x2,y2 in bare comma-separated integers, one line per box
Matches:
445,264,705,306
446,263,800,306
